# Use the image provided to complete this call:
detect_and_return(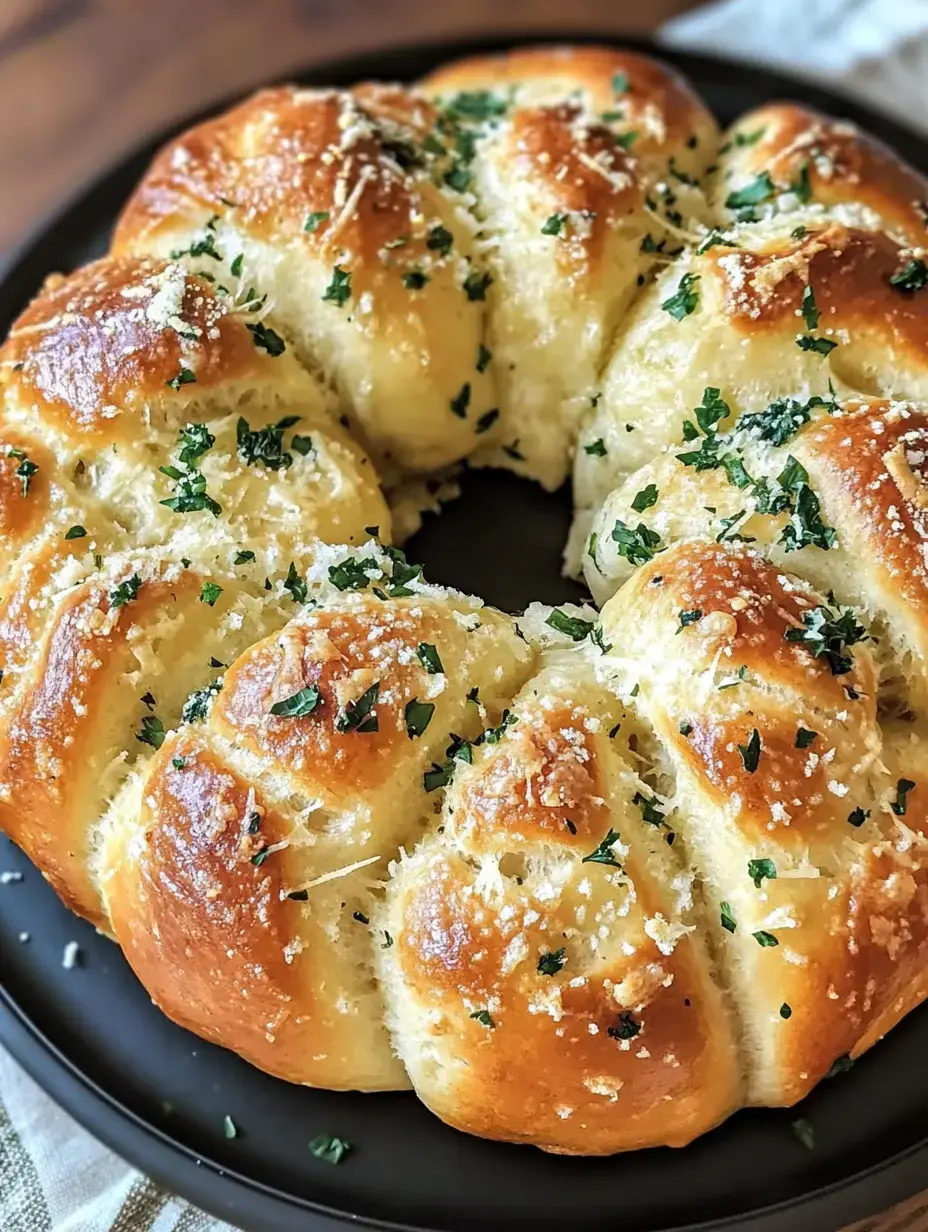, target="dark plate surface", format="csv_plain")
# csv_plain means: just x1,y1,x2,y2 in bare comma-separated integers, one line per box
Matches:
2,33,928,1232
